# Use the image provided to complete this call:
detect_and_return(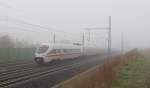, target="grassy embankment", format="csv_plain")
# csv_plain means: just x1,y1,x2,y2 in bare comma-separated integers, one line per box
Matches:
55,49,150,88
113,52,150,88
